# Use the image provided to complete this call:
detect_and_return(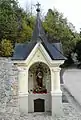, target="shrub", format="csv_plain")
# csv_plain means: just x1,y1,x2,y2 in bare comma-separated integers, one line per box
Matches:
75,40,81,62
60,54,74,68
0,39,13,57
